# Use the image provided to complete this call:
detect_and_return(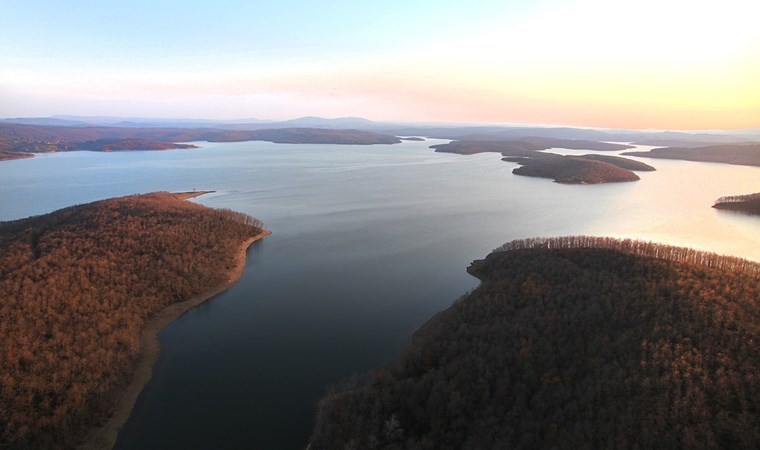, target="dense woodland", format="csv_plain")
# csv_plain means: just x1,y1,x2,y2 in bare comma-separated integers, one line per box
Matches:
74,139,198,151
574,154,655,171
713,193,760,215
310,237,760,449
0,193,265,448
